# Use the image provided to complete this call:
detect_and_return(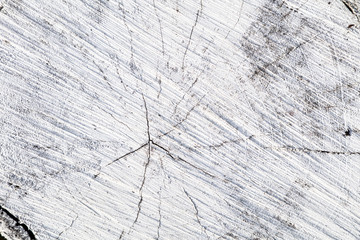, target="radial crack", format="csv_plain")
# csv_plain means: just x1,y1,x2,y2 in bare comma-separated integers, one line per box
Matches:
152,0,165,55
134,97,152,221
118,230,125,240
92,60,114,91
119,0,135,60
151,140,215,178
156,70,163,99
94,143,148,178
173,69,204,115
209,138,245,149
116,67,128,91
273,146,360,155
57,214,78,239
143,95,151,143
156,190,163,240
181,0,203,70
129,96,152,231
205,135,255,149
225,0,244,39
183,189,209,239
